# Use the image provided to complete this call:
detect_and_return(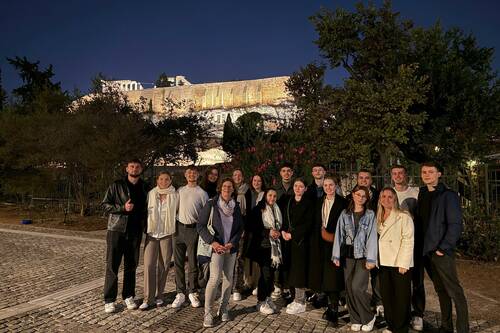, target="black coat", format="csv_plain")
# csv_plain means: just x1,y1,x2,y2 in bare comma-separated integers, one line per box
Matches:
305,181,324,202
245,202,280,263
308,194,347,292
281,195,314,288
